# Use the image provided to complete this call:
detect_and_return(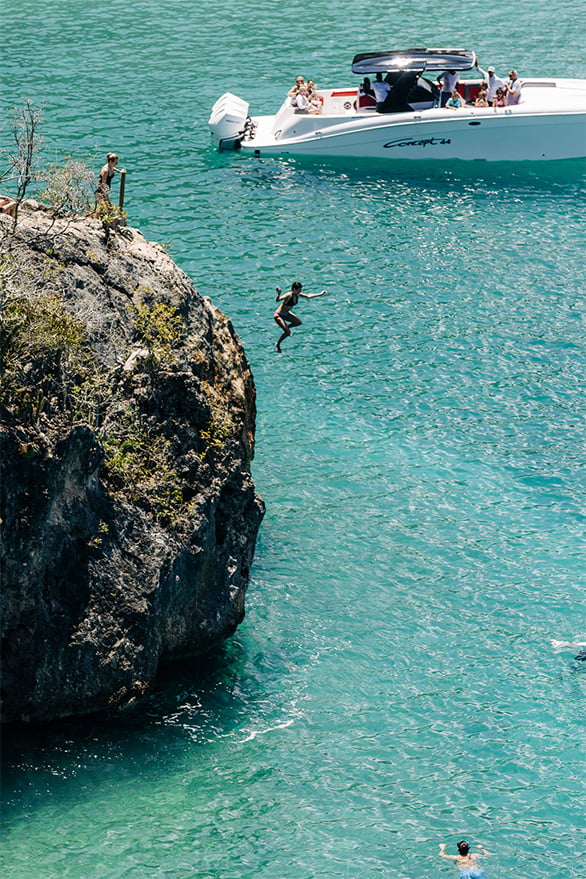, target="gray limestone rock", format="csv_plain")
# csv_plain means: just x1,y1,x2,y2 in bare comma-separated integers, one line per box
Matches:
0,203,265,722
